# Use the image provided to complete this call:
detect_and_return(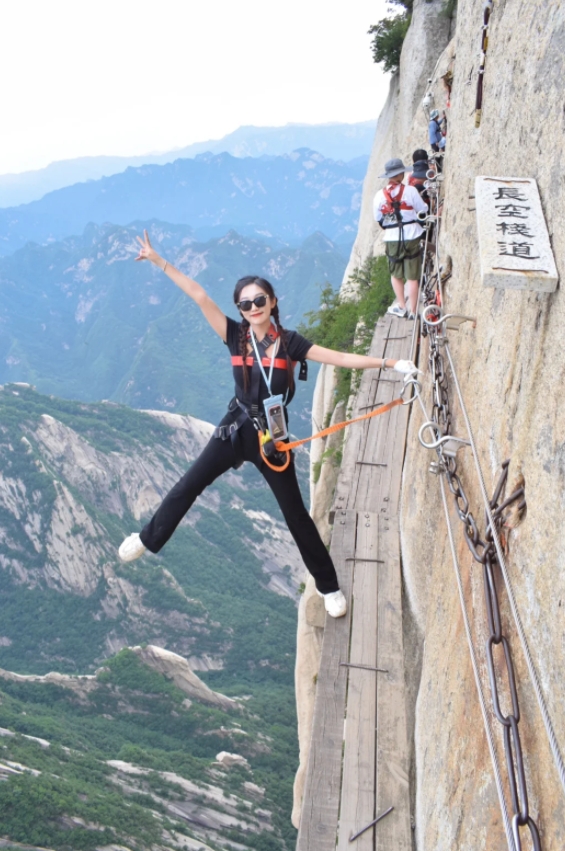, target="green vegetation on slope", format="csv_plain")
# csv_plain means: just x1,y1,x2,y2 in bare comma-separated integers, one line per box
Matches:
0,650,298,849
0,386,301,846
0,385,298,678
299,255,394,408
